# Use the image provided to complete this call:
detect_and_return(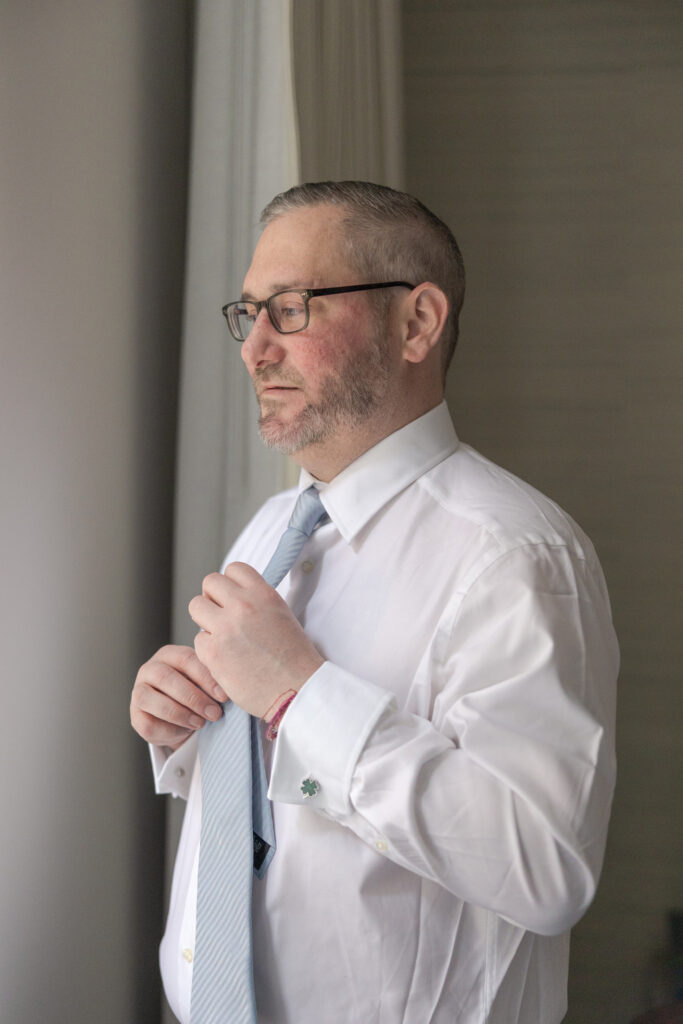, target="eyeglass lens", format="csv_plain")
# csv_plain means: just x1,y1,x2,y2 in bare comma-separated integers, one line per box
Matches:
228,292,307,340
